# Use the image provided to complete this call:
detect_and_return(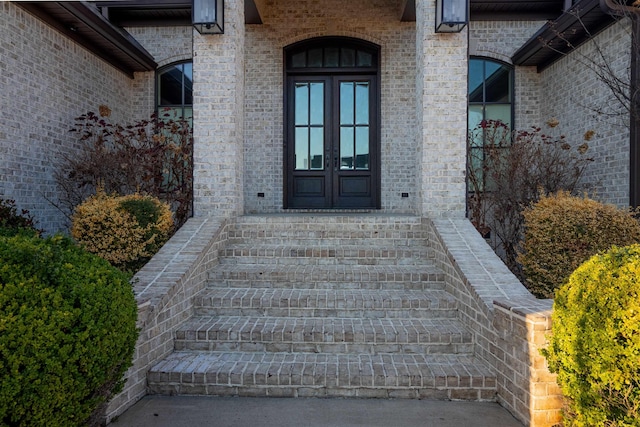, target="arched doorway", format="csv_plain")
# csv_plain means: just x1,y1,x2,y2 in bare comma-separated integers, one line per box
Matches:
284,37,381,209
